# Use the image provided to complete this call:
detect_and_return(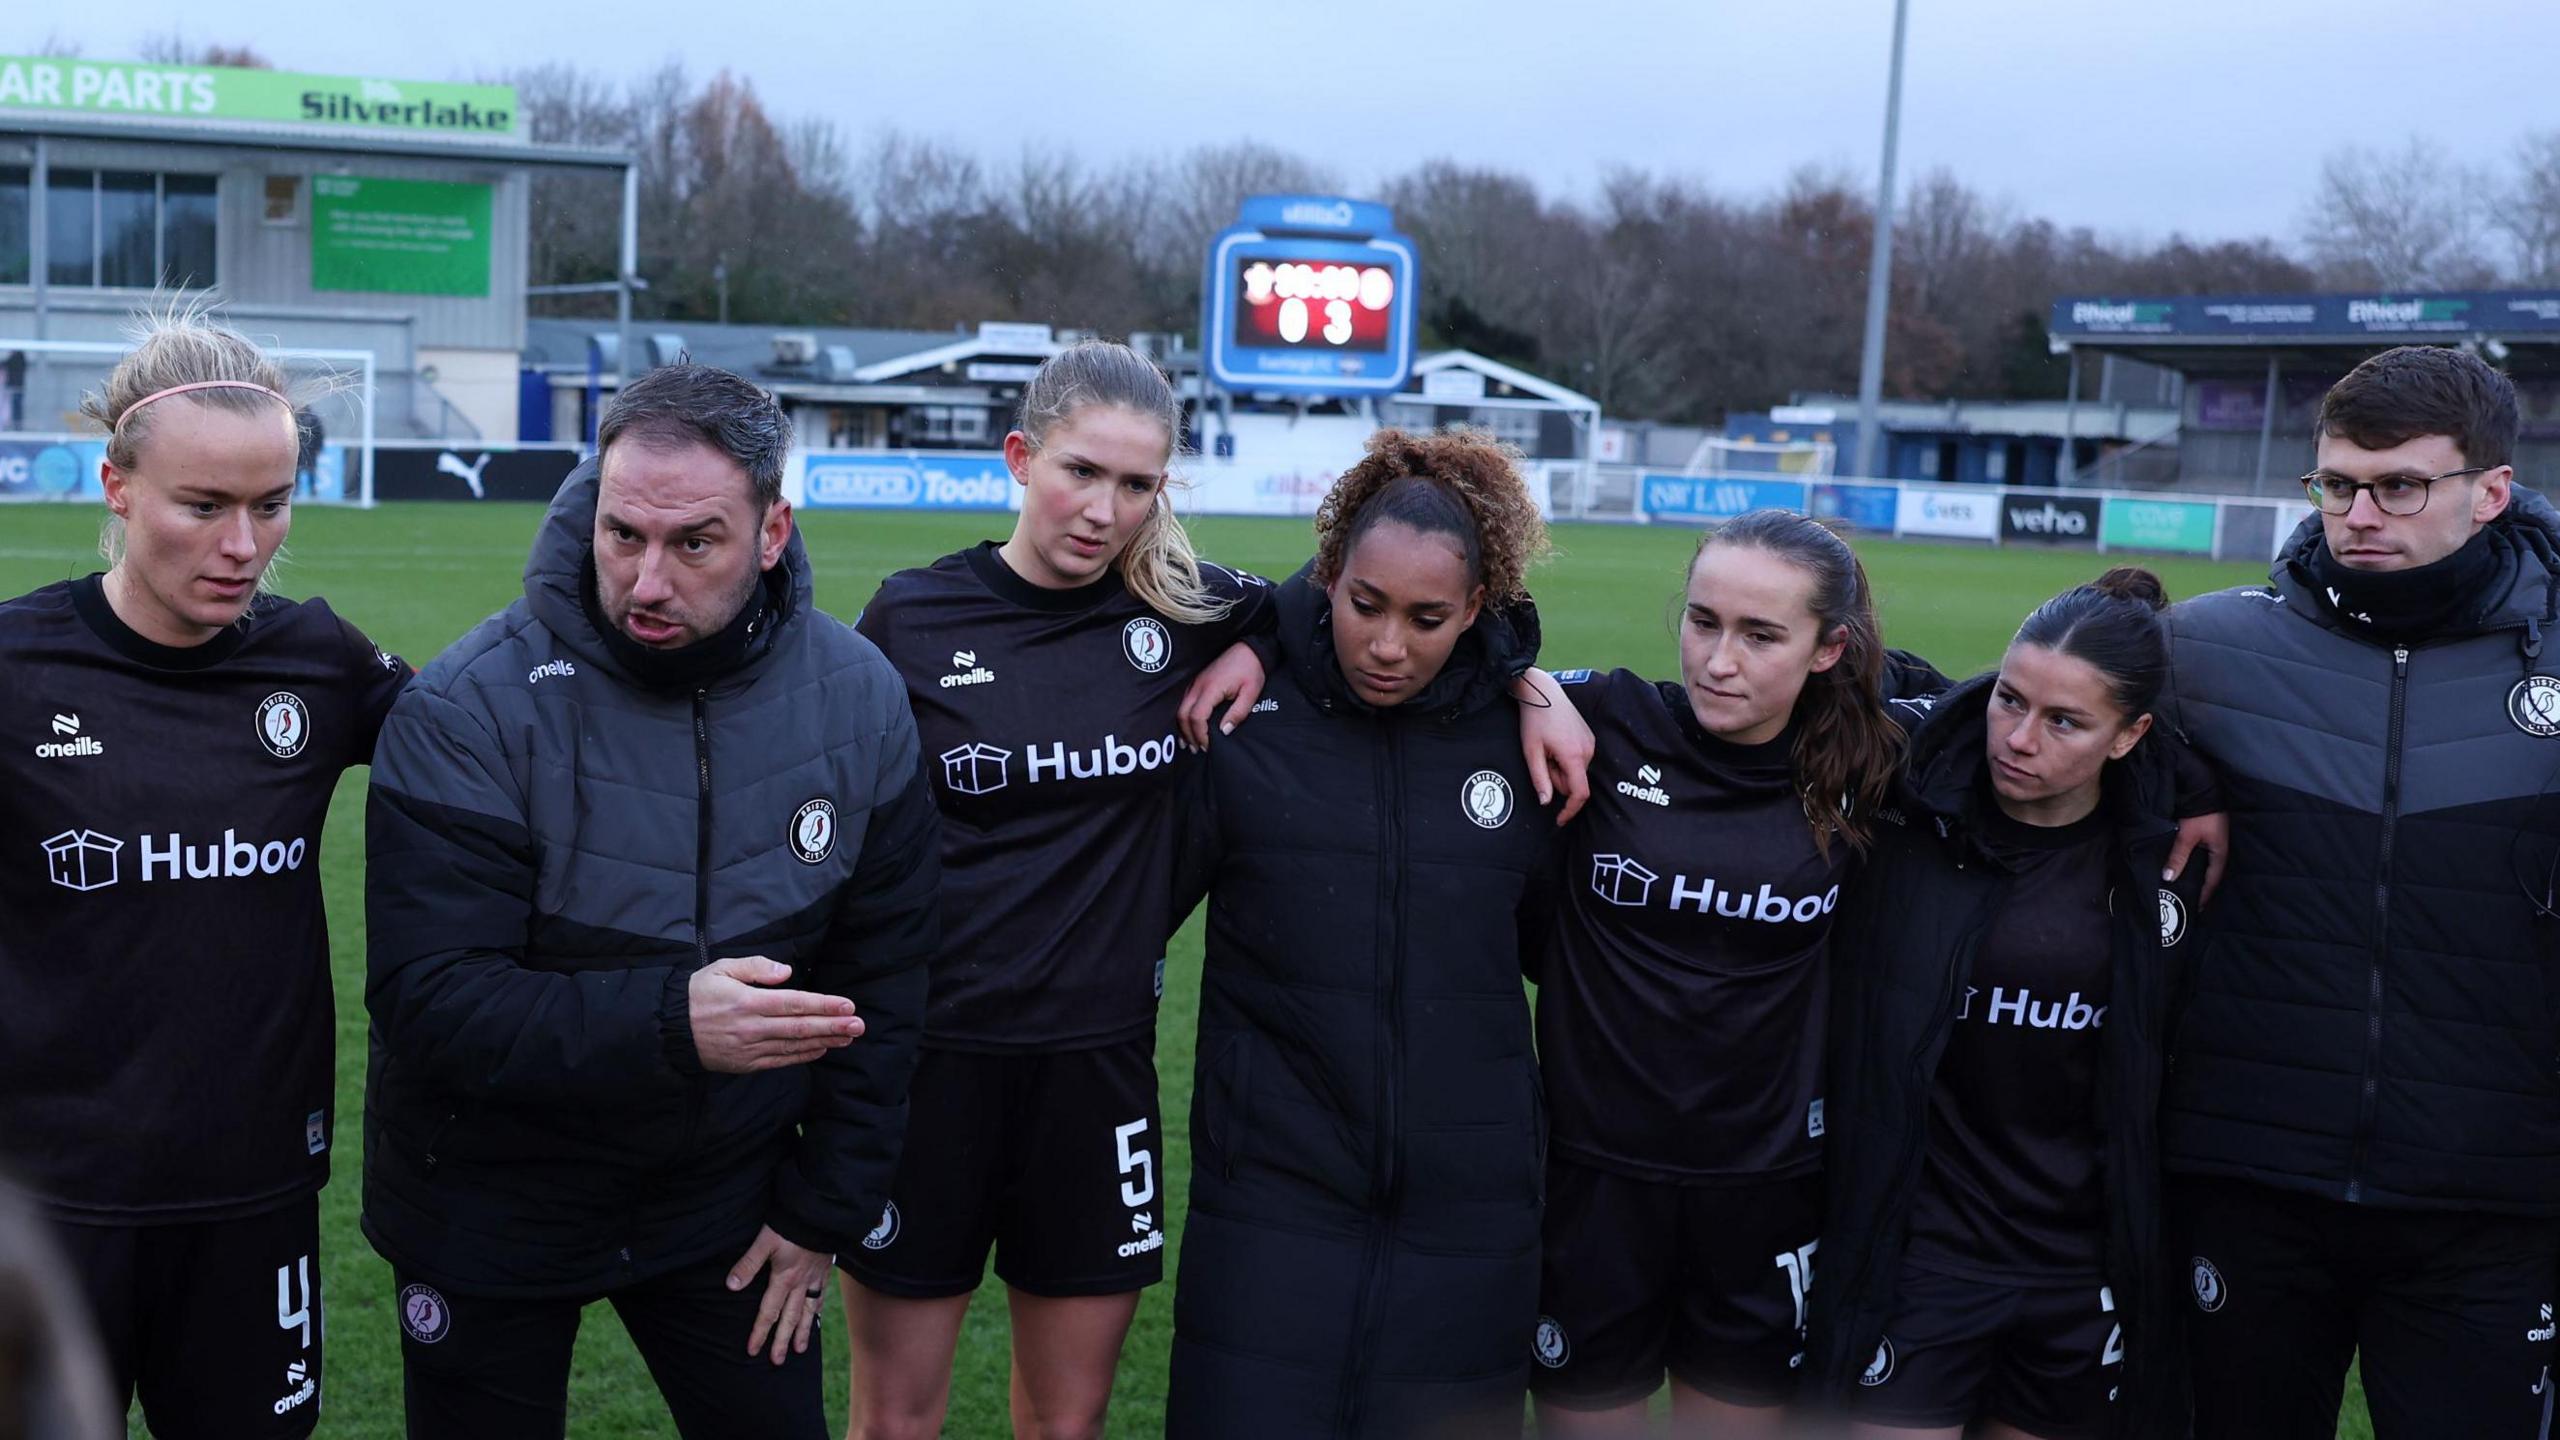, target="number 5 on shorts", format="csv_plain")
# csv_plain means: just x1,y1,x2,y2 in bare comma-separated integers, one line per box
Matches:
1115,1119,1156,1208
